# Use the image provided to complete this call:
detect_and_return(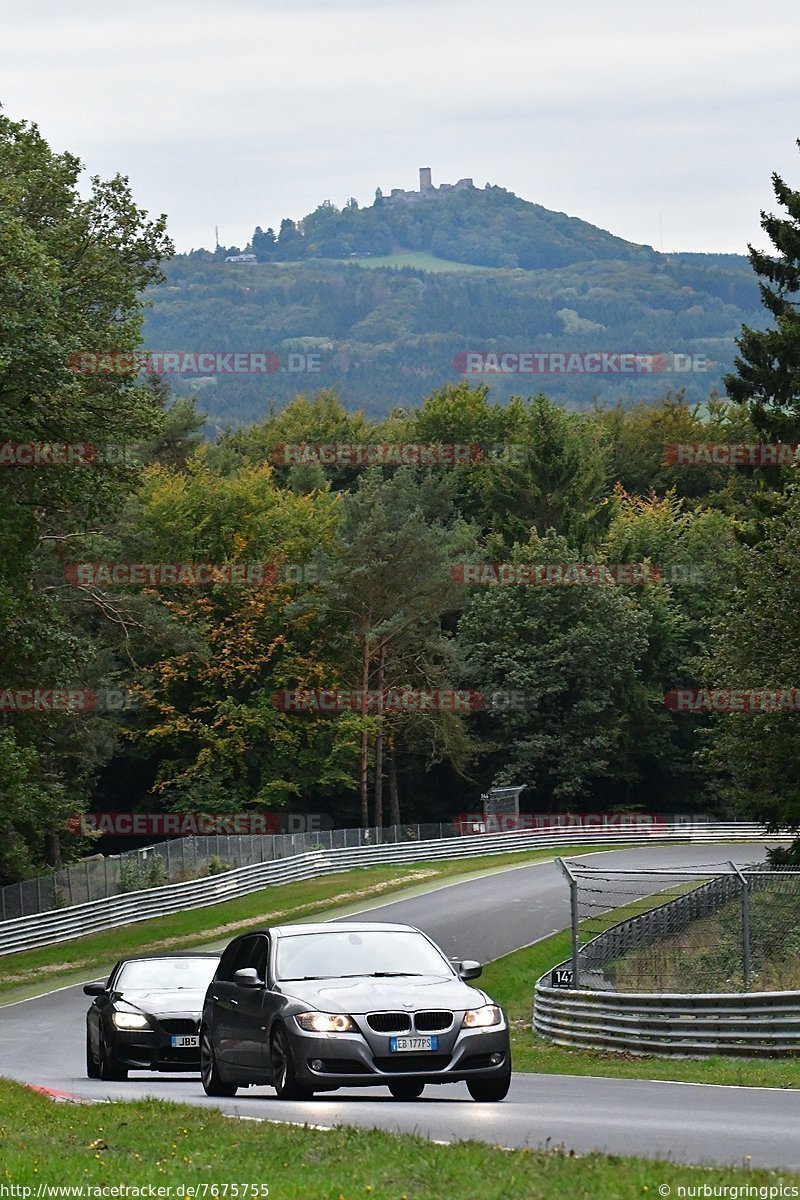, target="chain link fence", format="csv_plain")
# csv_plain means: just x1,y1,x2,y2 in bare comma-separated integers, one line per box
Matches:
557,859,800,993
0,823,459,922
